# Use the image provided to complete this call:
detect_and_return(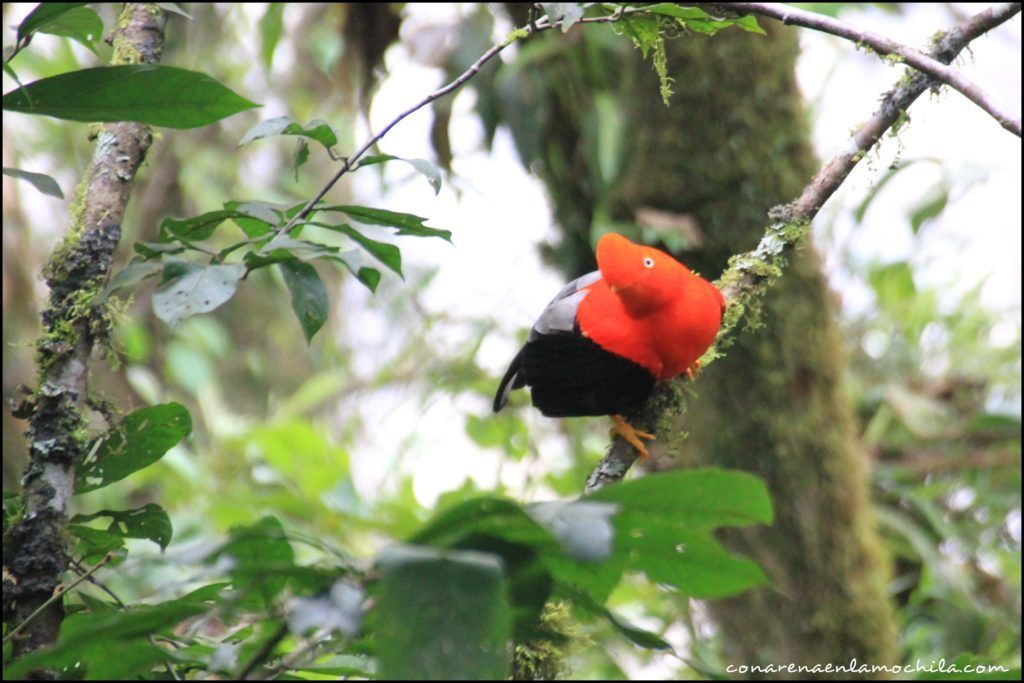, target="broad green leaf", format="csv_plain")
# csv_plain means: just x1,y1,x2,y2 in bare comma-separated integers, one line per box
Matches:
259,3,285,69
72,503,173,551
3,65,259,128
377,545,510,680
321,205,451,241
239,115,338,149
586,468,773,598
153,262,244,326
34,5,103,55
409,496,618,604
16,3,88,44
210,516,295,608
293,138,310,176
75,403,191,493
2,166,64,198
279,260,328,344
307,221,403,276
